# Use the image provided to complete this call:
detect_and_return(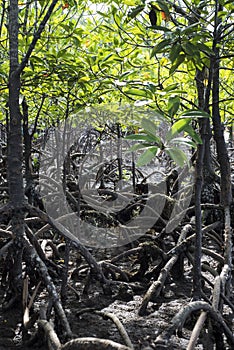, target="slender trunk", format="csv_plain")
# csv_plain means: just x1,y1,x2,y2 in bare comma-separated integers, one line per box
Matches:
7,0,25,296
22,98,34,204
192,66,212,299
6,0,59,299
211,2,232,301
212,4,232,209
193,119,206,299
